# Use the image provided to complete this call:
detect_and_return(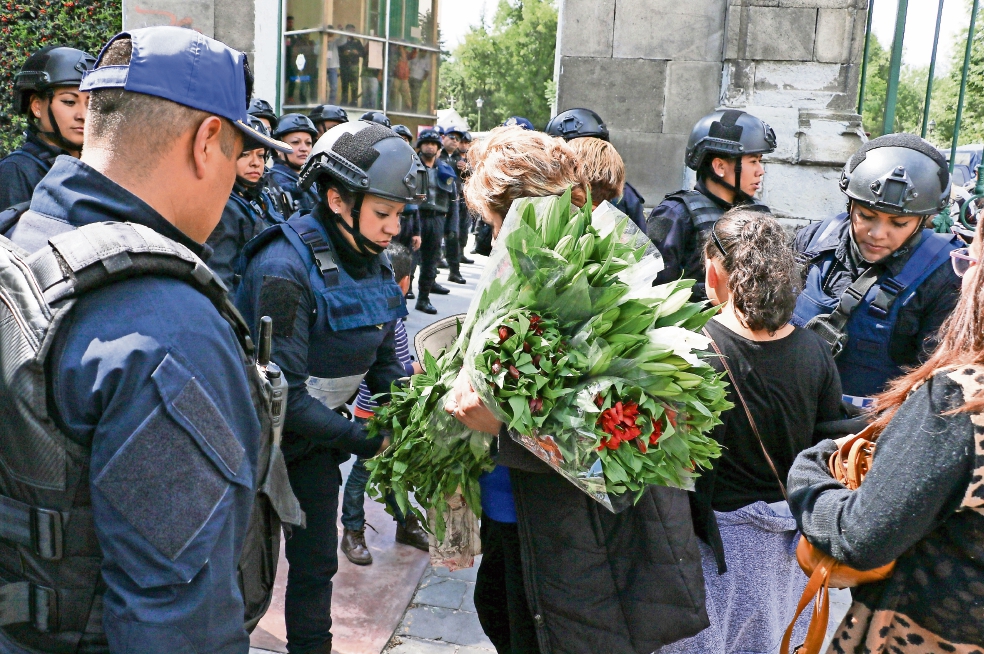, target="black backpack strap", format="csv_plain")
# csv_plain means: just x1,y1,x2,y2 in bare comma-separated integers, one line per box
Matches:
26,222,255,356
0,202,31,236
